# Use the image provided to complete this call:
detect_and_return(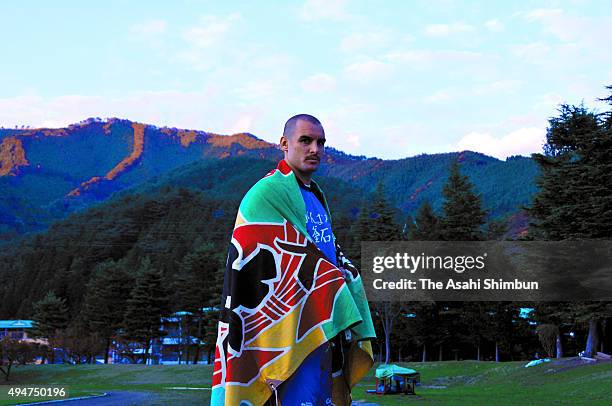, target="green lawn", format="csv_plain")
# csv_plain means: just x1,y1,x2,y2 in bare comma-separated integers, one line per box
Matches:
0,364,212,405
354,359,612,405
2,358,611,405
